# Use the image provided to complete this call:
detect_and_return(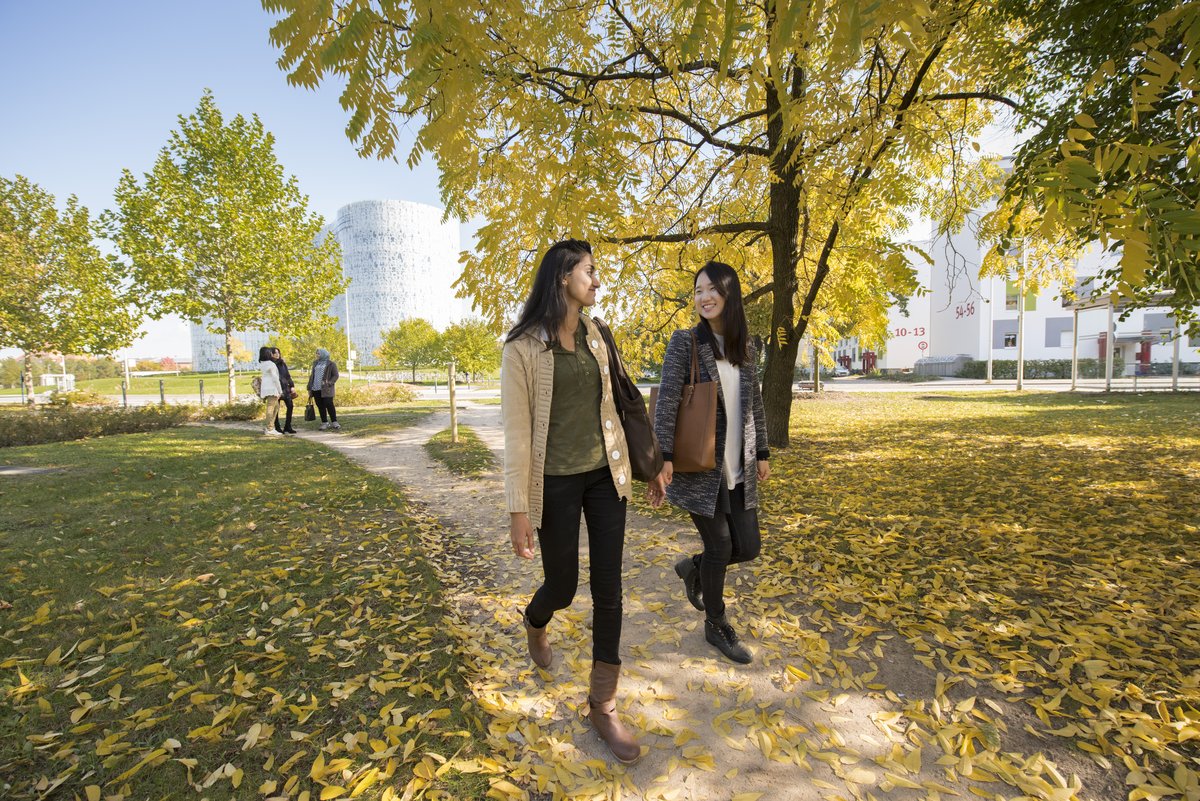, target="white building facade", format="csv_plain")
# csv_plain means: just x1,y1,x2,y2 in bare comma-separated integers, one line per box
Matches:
833,224,1200,376
191,199,465,371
